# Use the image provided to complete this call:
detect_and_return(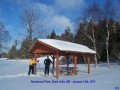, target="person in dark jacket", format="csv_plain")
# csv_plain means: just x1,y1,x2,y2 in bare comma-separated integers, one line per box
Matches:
44,56,52,76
